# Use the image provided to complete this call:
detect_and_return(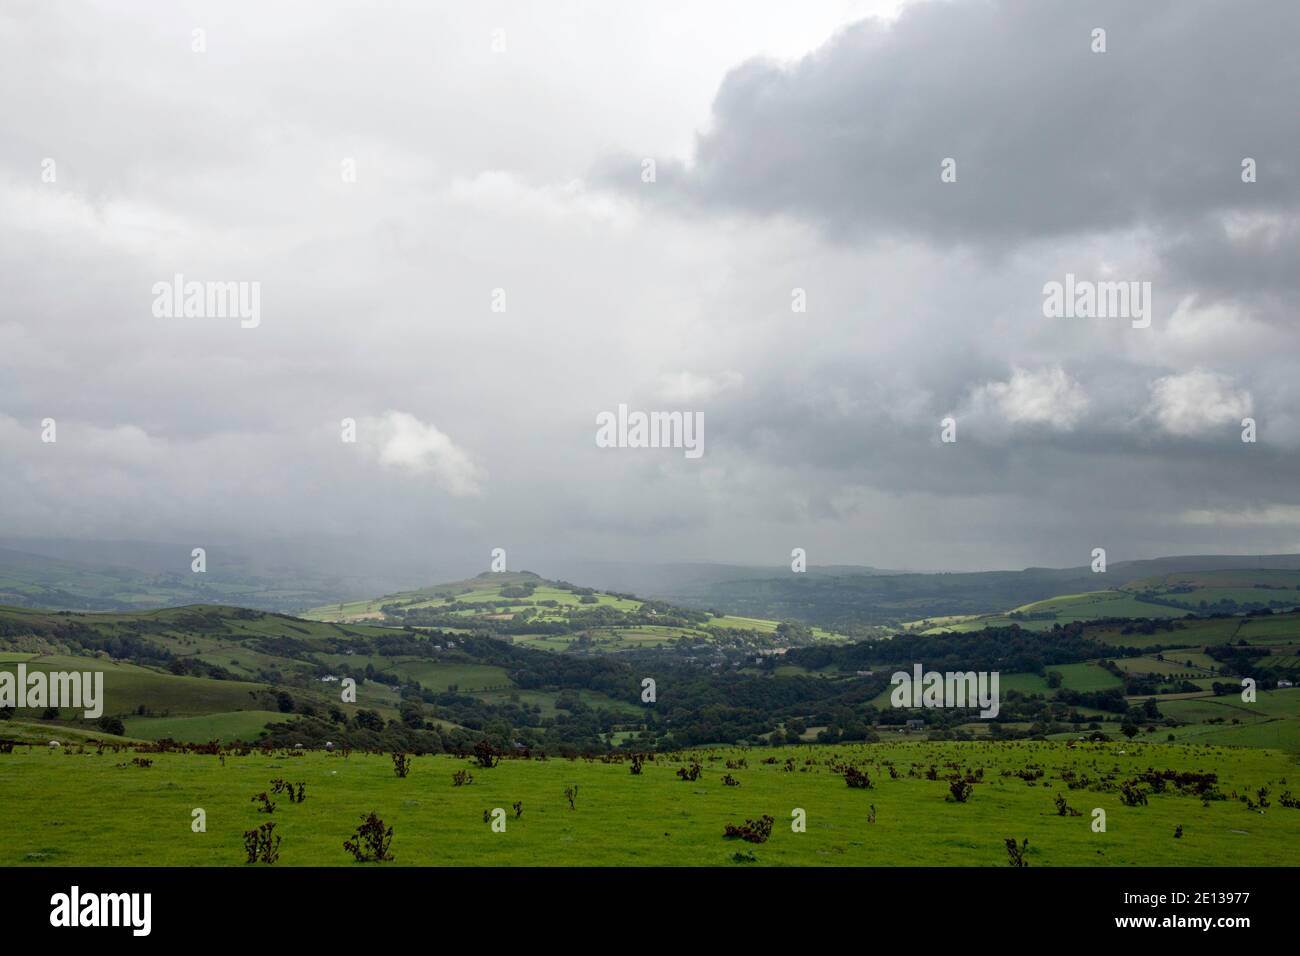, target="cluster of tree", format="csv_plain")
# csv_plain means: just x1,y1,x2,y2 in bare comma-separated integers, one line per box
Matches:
786,623,1132,675
1205,643,1272,678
